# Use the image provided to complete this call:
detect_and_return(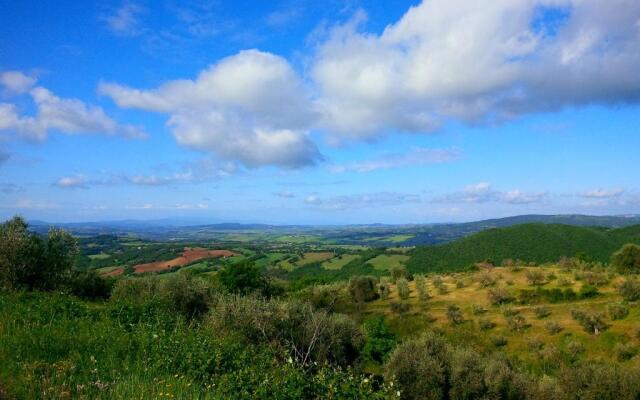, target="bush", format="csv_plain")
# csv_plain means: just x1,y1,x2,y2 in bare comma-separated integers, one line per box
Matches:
348,276,379,304
608,303,629,320
571,309,608,335
612,243,640,274
207,295,363,367
472,304,487,315
492,335,508,347
479,319,495,330
390,301,410,315
362,316,396,363
390,266,407,283
68,271,114,300
379,280,391,300
218,260,270,295
566,341,585,360
414,274,429,301
384,332,450,400
488,288,514,305
618,278,640,301
111,274,214,320
615,342,638,361
506,315,528,332
476,272,496,288
446,305,464,325
534,306,551,319
526,270,546,286
545,322,563,335
578,284,599,299
396,278,410,300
